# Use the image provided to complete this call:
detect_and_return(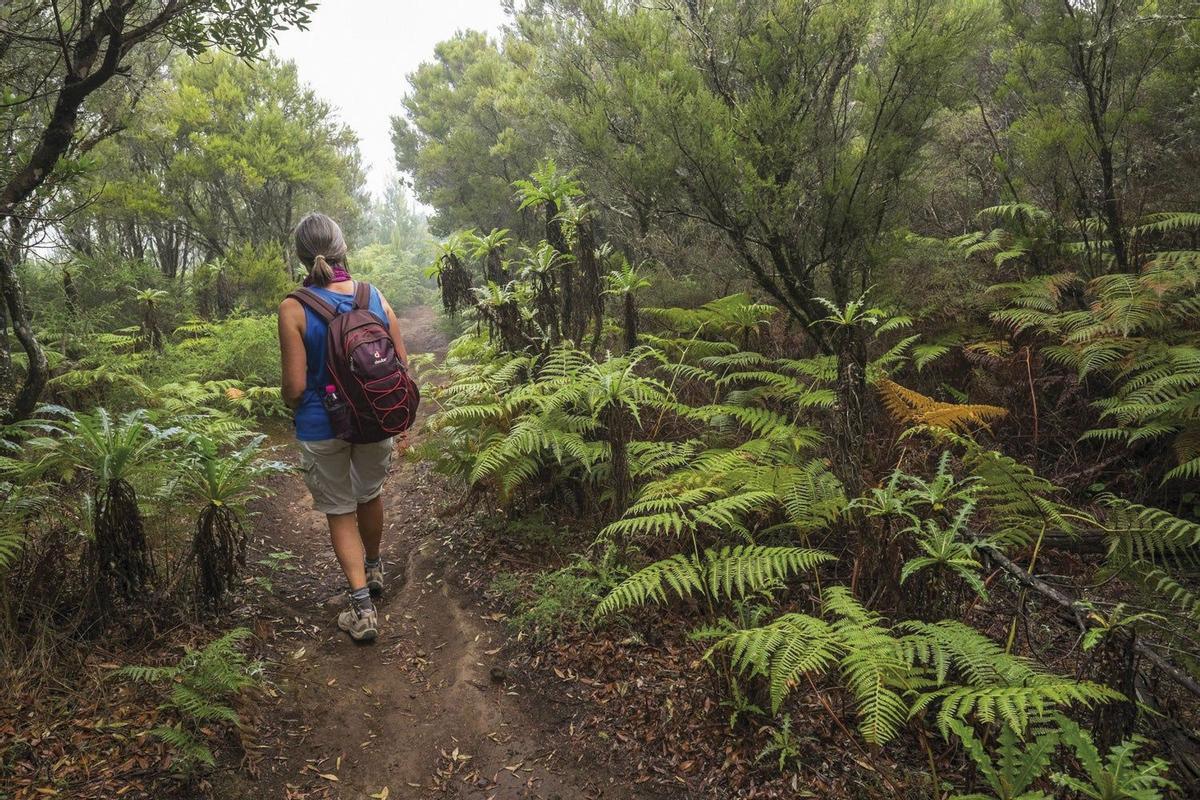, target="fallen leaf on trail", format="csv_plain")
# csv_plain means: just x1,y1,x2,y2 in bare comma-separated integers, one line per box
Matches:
369,788,389,799
291,647,306,660
318,773,339,782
